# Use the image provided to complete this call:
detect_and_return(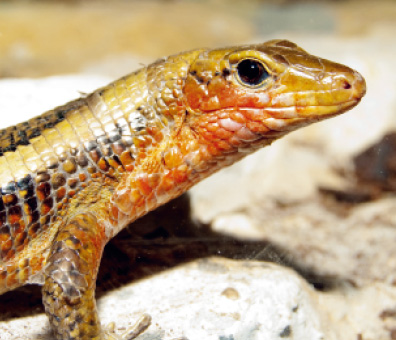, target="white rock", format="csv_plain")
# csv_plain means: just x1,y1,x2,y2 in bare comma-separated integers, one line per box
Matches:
0,258,333,340
0,75,111,128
